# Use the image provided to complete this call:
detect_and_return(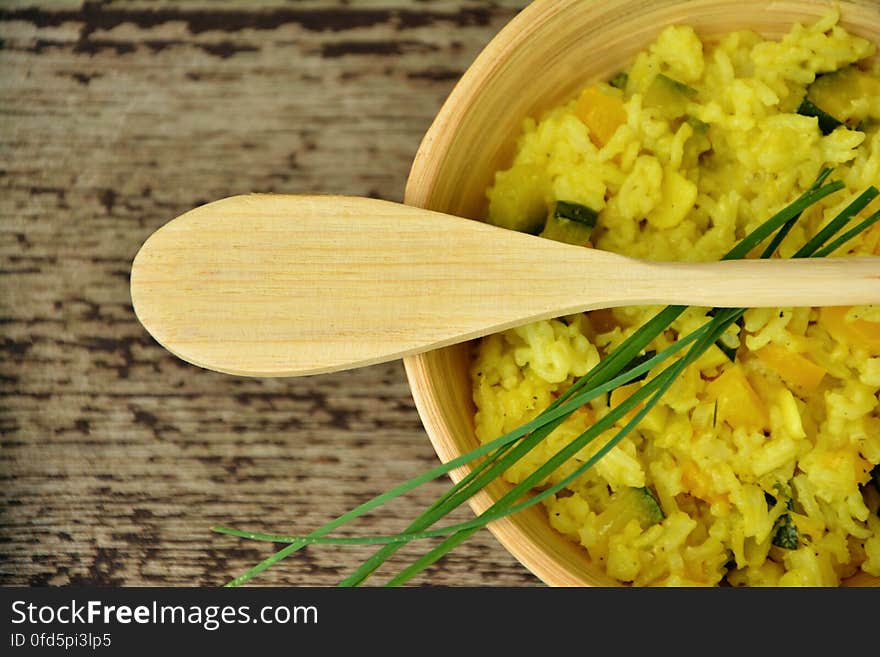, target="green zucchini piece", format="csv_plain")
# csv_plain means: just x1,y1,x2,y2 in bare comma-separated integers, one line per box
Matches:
644,74,698,119
541,216,593,246
540,201,598,246
806,66,880,129
771,513,799,550
554,200,598,226
657,73,698,97
797,97,844,135
766,485,799,549
595,487,665,537
486,164,550,234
